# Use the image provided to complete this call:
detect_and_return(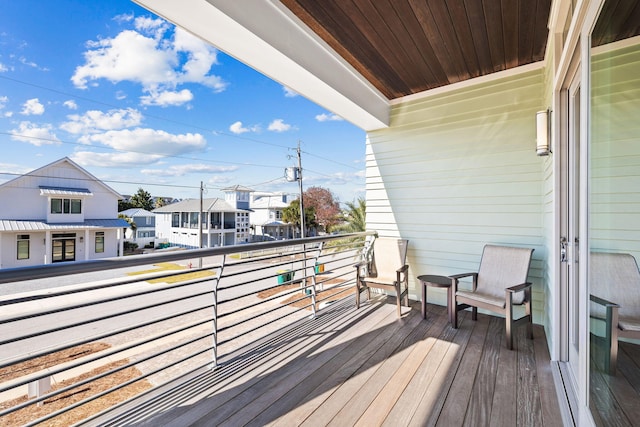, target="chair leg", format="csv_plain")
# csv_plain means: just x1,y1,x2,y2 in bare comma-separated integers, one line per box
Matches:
395,283,402,318
355,281,361,309
506,295,513,350
453,299,459,329
472,307,477,321
526,300,533,340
